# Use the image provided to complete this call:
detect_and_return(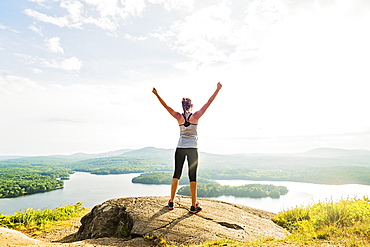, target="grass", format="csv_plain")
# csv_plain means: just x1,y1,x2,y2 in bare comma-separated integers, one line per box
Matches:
190,197,370,247
273,197,370,243
143,234,173,246
2,198,370,246
0,202,85,231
